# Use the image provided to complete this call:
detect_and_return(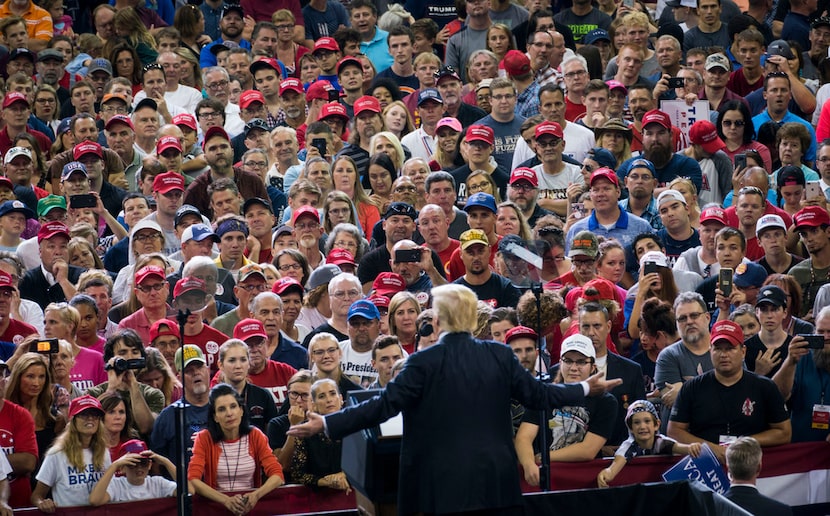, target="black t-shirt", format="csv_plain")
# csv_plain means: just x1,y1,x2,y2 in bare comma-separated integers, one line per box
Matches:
756,254,804,275
744,334,792,378
453,273,522,309
658,228,701,268
244,382,278,433
522,392,617,455
301,322,349,348
670,370,789,444
267,414,290,450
